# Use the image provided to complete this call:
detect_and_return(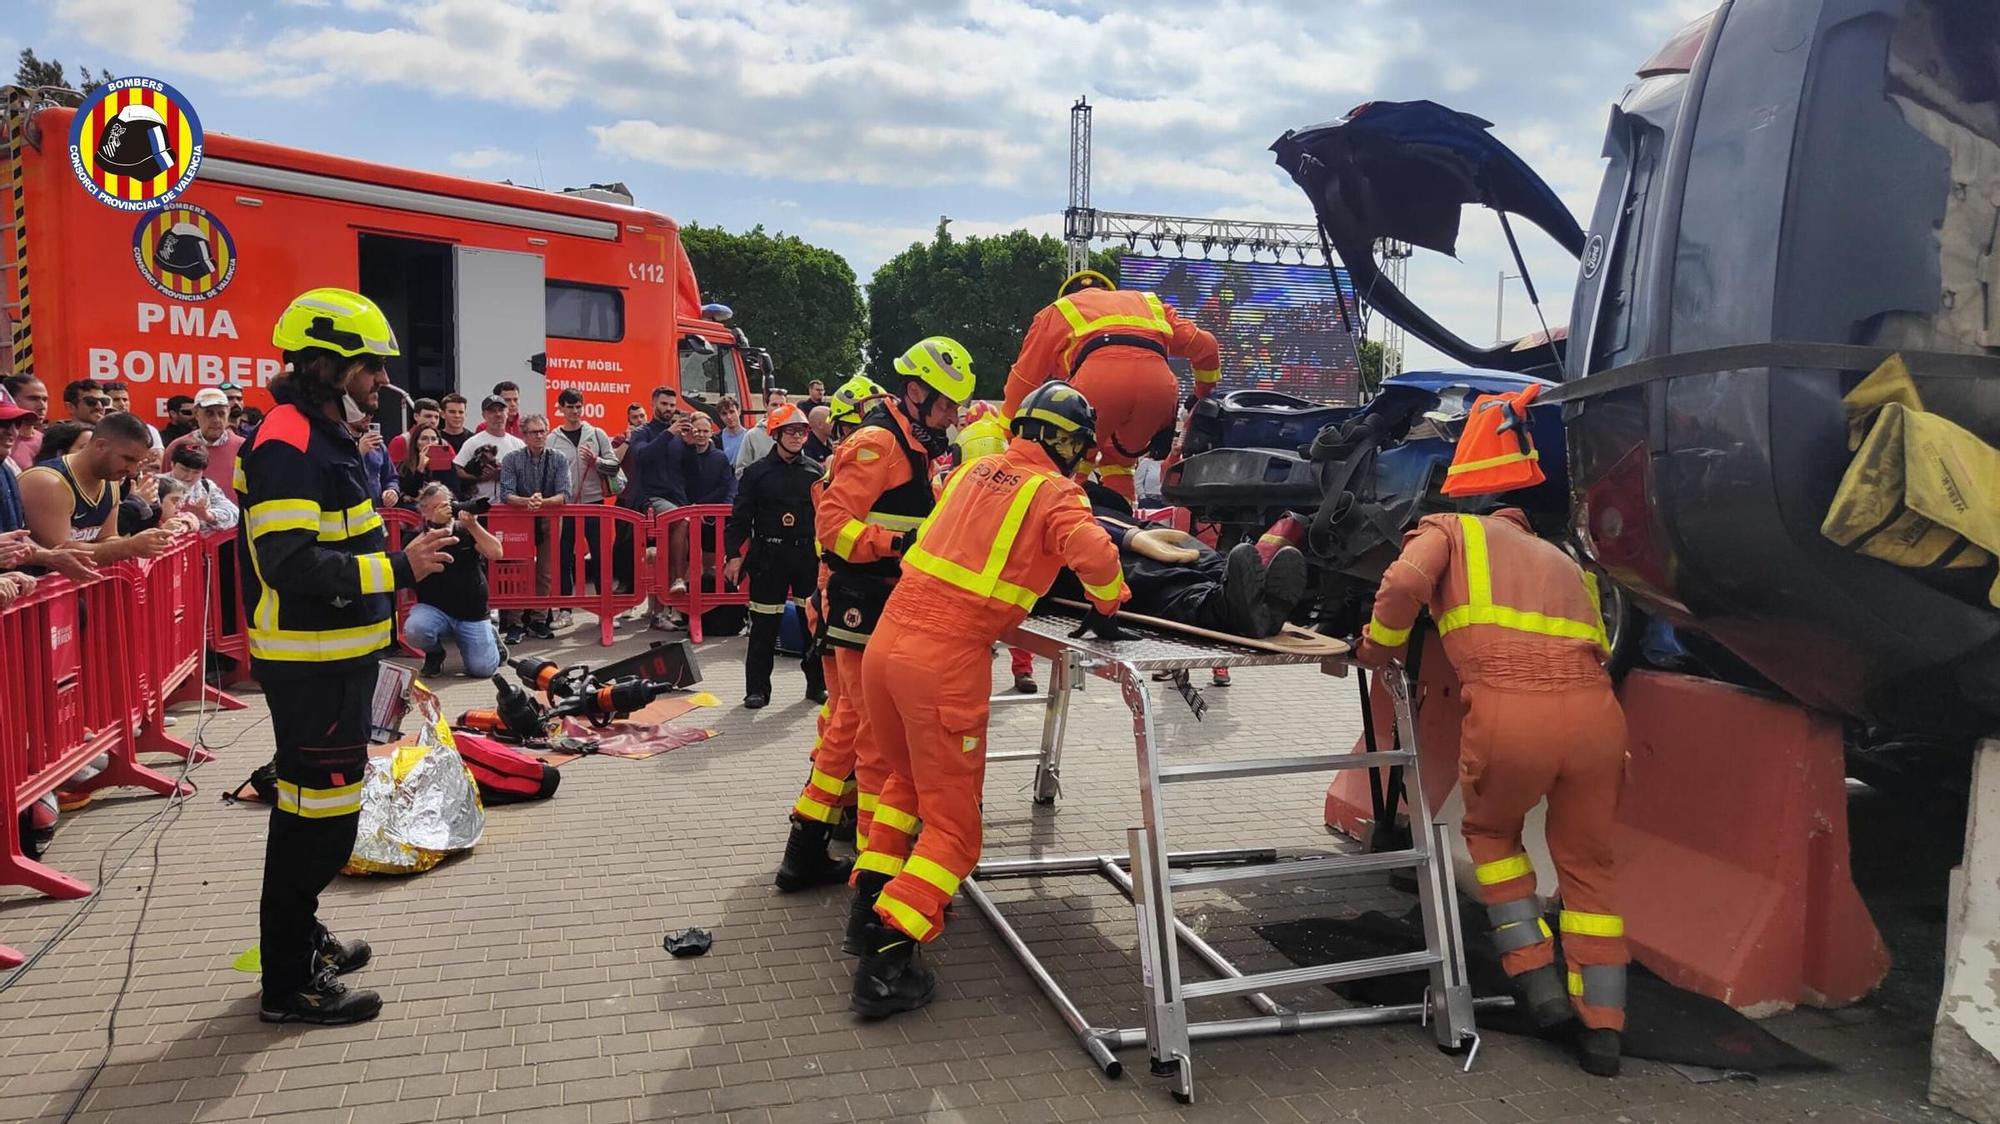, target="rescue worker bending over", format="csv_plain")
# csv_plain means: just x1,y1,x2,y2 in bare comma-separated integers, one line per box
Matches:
243,288,455,1025
954,402,1041,694
1003,269,1220,502
726,403,825,710
1357,505,1628,1077
851,382,1127,1017
771,350,970,895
